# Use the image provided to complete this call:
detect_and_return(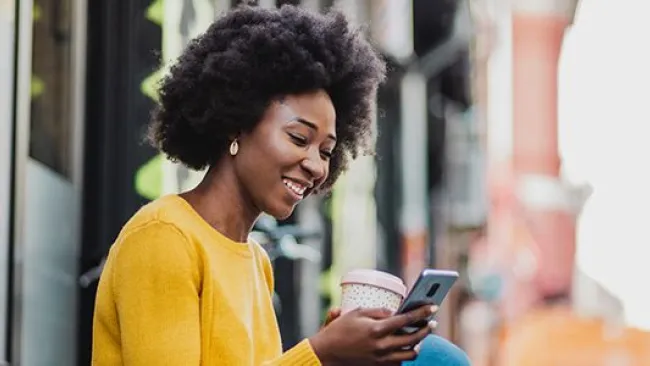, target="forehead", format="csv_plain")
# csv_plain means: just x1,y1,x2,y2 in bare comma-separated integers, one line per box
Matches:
282,91,336,135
